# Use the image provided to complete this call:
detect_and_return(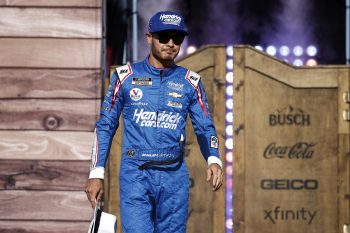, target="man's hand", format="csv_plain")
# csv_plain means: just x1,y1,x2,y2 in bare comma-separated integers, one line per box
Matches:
85,178,104,208
206,163,224,192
